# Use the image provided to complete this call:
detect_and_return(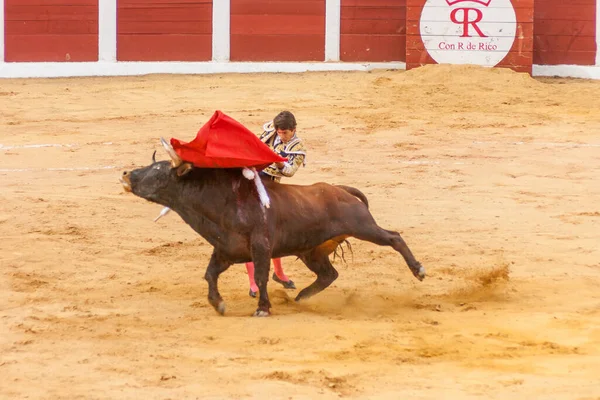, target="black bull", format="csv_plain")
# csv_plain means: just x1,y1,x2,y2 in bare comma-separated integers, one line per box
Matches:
120,140,425,316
